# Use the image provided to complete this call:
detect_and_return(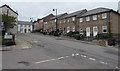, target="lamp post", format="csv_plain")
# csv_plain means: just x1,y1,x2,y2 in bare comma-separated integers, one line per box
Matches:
53,9,58,32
